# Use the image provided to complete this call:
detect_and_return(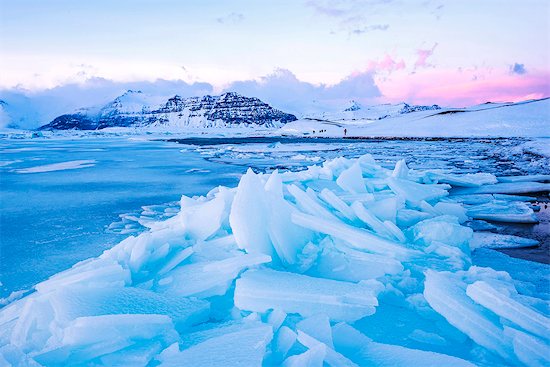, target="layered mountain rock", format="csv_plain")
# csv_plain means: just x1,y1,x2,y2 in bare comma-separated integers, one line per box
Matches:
39,91,297,130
